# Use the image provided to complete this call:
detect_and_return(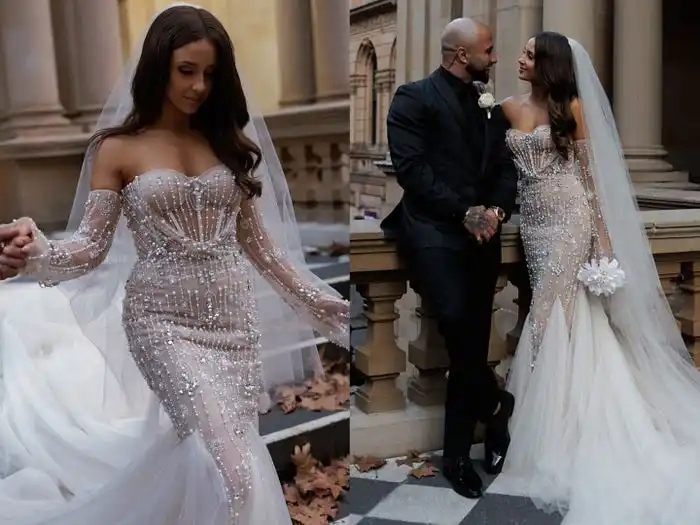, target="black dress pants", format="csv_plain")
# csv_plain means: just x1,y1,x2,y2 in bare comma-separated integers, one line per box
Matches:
406,238,502,460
